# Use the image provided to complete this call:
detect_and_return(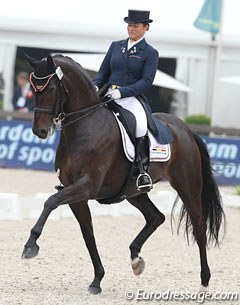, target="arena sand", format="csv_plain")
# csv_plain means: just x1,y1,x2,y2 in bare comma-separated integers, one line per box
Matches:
0,168,240,305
